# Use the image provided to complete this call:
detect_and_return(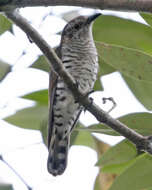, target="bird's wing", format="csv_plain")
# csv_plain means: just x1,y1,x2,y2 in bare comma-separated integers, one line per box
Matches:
48,47,61,149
